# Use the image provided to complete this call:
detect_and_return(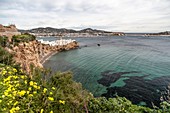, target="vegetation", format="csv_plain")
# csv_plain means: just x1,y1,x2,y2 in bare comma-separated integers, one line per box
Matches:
12,33,36,46
1,34,170,112
0,36,8,47
0,46,14,65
